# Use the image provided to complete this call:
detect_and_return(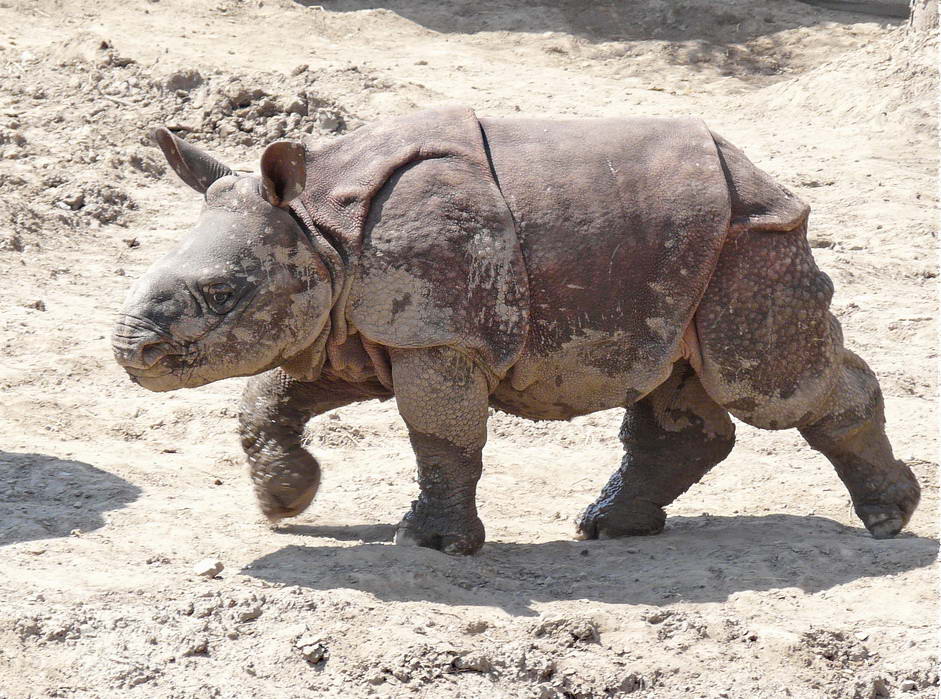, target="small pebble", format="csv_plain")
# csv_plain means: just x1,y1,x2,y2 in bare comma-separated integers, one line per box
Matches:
193,558,224,577
237,606,262,623
900,680,917,692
